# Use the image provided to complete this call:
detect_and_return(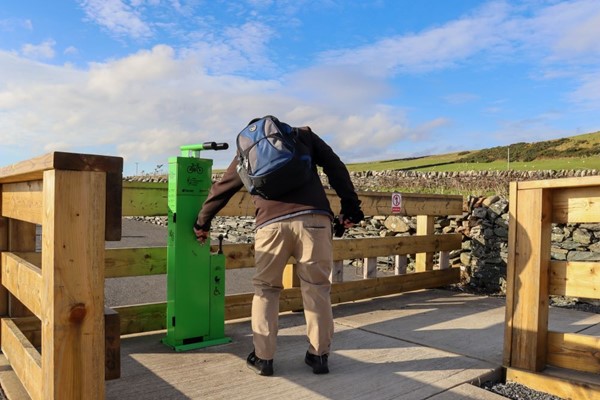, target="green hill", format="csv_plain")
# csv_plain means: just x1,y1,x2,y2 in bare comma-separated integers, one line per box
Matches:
346,130,600,172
